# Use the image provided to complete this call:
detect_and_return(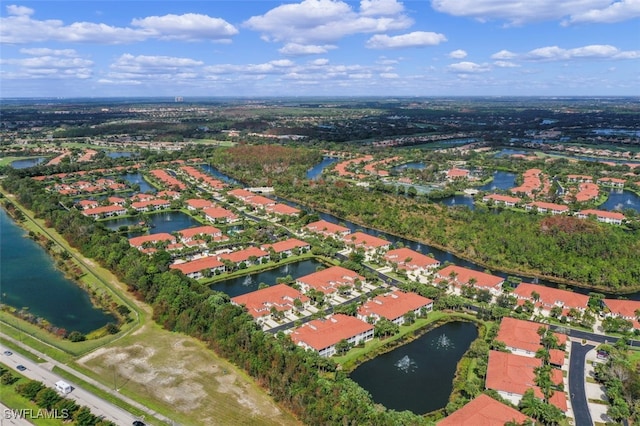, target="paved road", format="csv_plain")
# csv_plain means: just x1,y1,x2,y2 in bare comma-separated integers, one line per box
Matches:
569,341,595,426
1,347,137,425
0,402,33,426
0,332,174,425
